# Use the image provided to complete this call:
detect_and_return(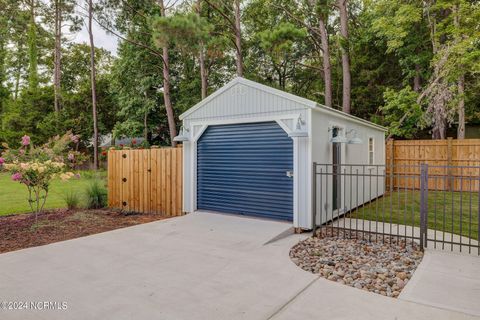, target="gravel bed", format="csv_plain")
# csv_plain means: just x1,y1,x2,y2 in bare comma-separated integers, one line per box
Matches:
290,228,424,298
